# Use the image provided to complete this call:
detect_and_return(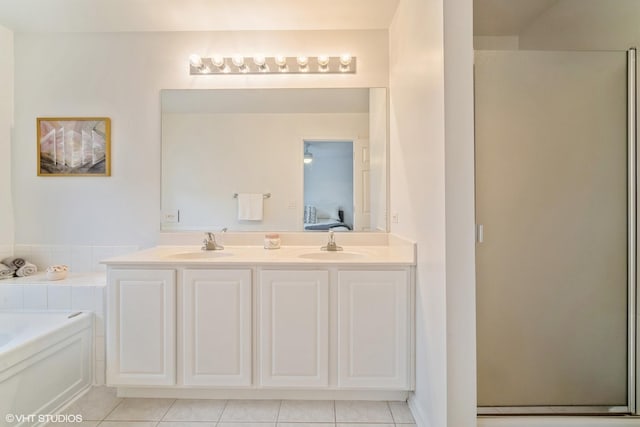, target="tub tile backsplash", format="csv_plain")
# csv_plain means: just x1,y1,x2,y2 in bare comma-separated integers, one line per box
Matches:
0,244,13,262
72,286,96,310
0,285,23,309
71,246,93,272
23,285,48,310
12,244,139,273
47,286,72,310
